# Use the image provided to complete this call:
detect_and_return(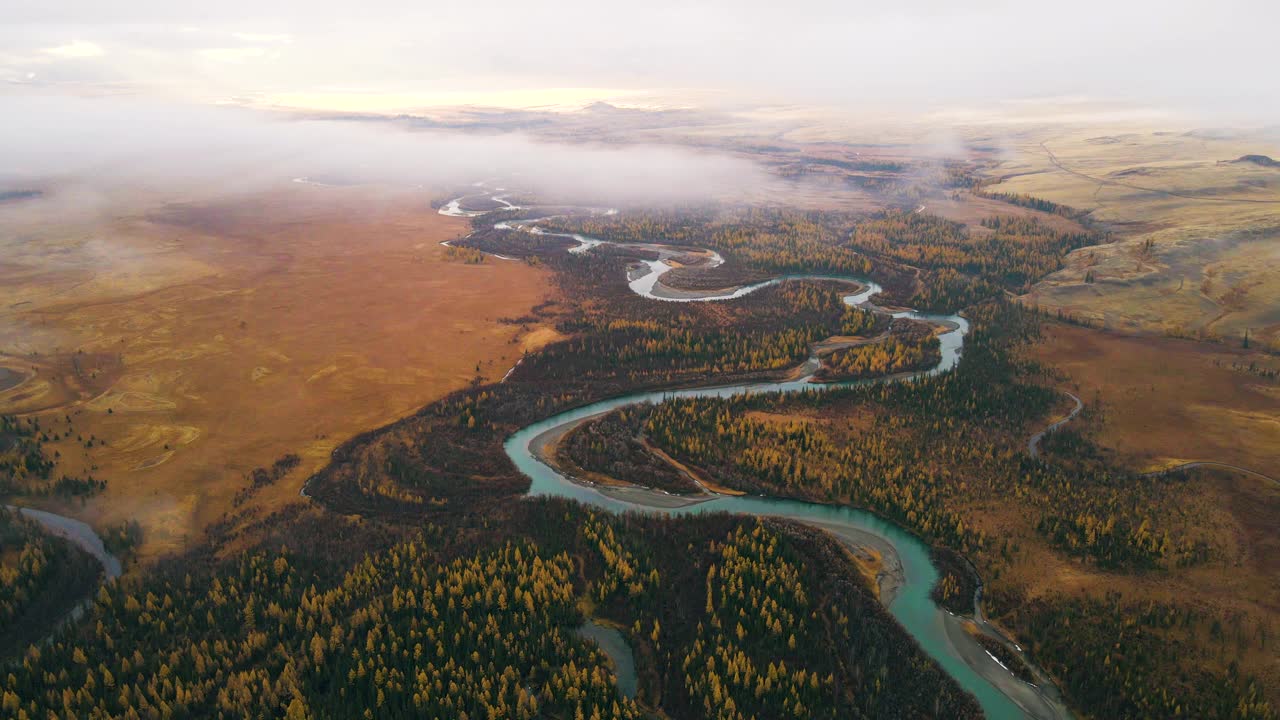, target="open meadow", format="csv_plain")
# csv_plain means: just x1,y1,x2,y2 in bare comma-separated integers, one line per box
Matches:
0,185,555,561
1028,322,1279,476
986,125,1280,347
